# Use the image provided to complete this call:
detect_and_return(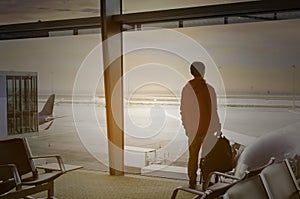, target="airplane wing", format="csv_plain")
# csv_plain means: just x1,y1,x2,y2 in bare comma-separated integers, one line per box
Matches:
40,115,67,130
43,121,54,130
